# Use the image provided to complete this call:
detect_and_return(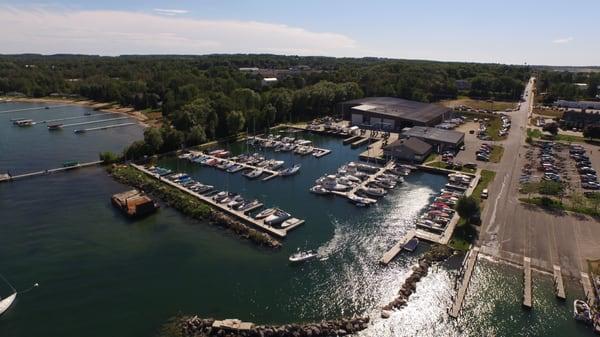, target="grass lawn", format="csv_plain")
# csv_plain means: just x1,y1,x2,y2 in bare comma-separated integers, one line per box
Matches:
489,145,504,163
424,152,438,163
427,161,477,174
527,128,597,144
443,97,517,111
533,107,564,118
472,170,496,204
448,219,477,252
